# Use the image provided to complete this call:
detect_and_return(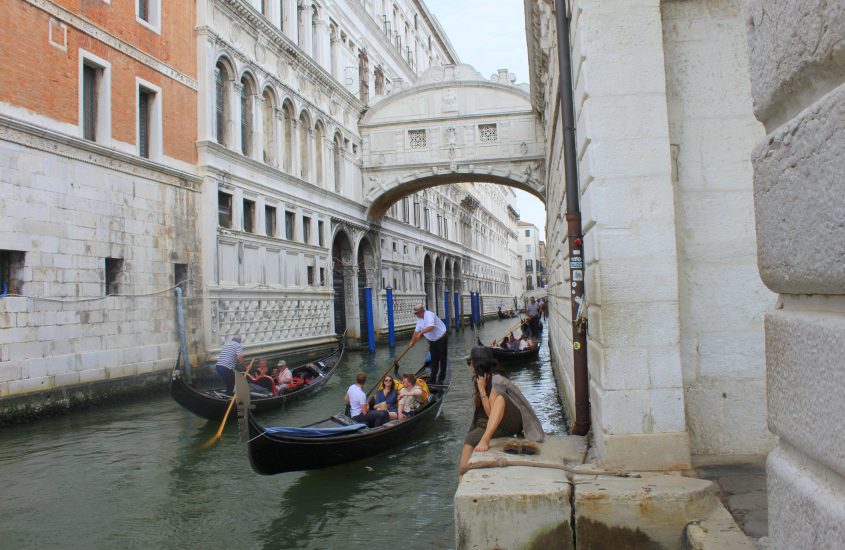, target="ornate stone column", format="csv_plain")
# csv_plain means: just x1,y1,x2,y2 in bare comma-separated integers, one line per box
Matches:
231,79,244,155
